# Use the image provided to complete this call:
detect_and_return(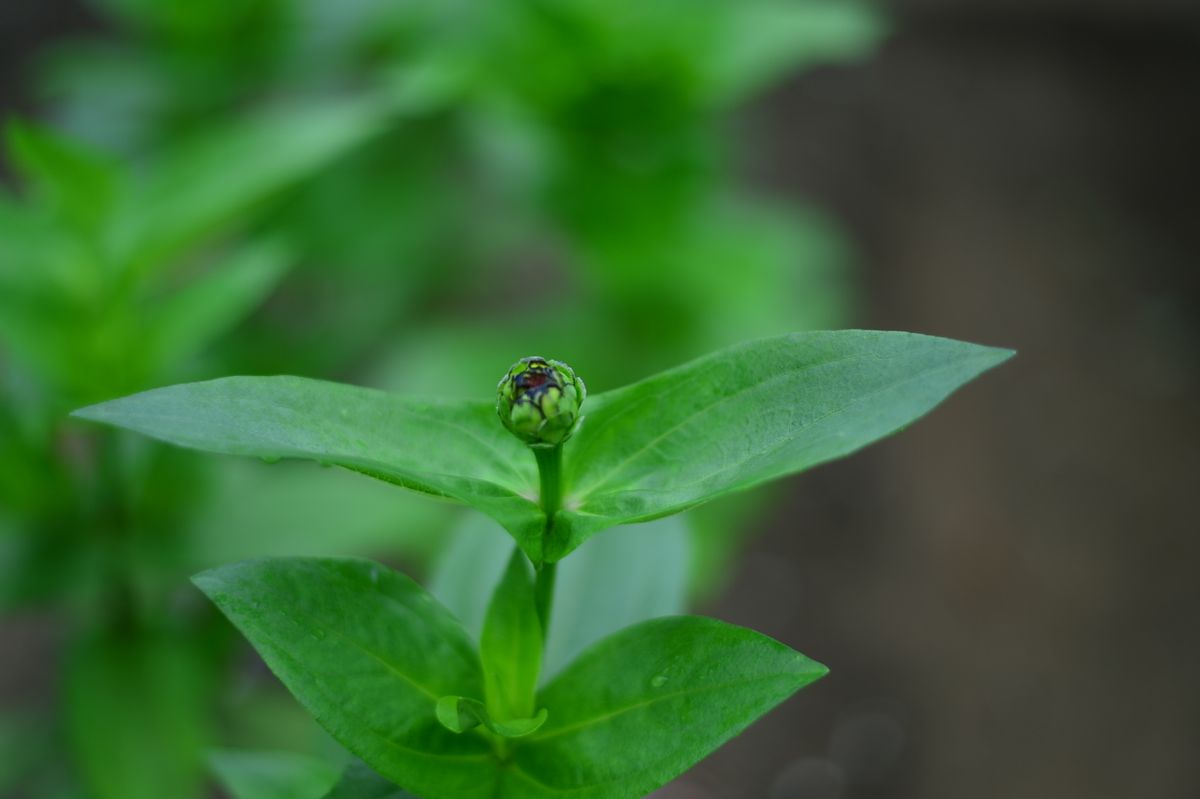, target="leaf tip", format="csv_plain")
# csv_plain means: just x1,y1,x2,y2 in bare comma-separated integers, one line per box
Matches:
68,401,109,423
984,344,1018,365
190,567,224,600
